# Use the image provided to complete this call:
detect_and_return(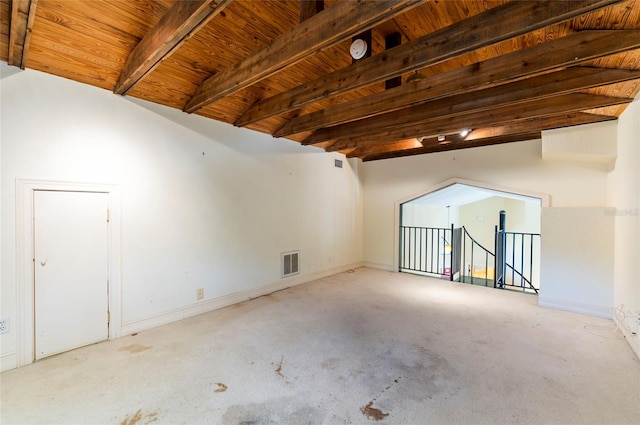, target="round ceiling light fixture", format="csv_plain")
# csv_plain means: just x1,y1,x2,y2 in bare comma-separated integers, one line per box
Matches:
350,38,368,60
